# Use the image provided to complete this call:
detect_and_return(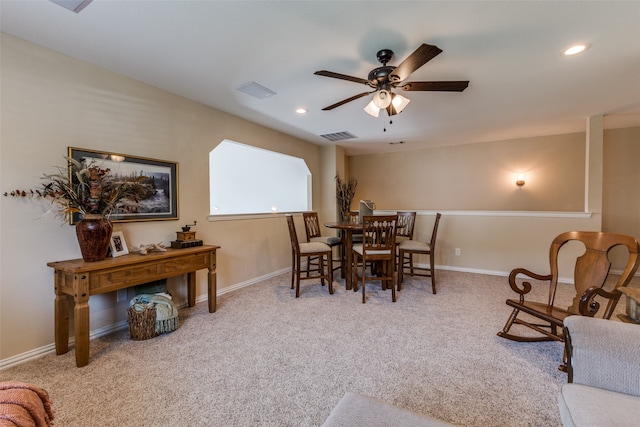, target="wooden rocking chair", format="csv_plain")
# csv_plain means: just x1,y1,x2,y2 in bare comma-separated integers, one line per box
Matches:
498,231,640,343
